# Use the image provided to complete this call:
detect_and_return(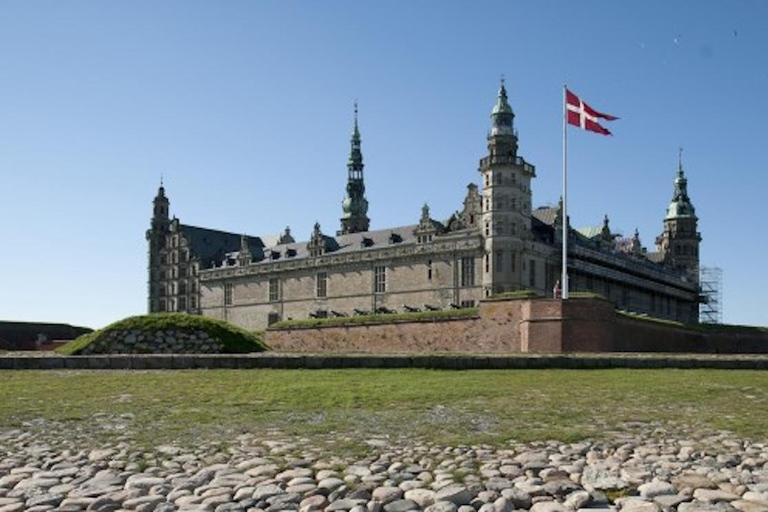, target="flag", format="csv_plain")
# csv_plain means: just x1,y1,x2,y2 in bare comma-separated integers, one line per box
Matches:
566,89,618,136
